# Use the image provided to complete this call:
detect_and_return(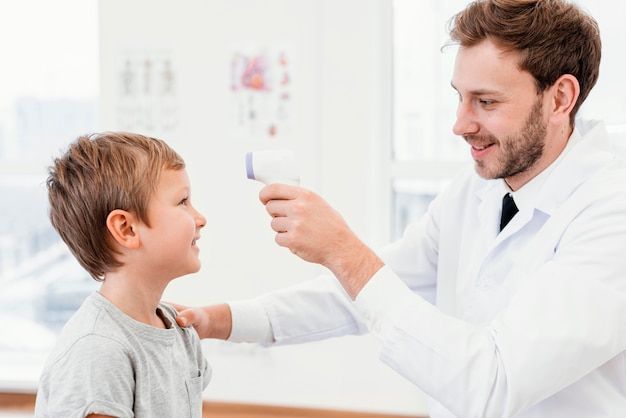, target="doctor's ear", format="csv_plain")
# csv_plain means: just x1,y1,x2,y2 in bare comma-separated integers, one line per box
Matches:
106,209,140,249
548,74,580,125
